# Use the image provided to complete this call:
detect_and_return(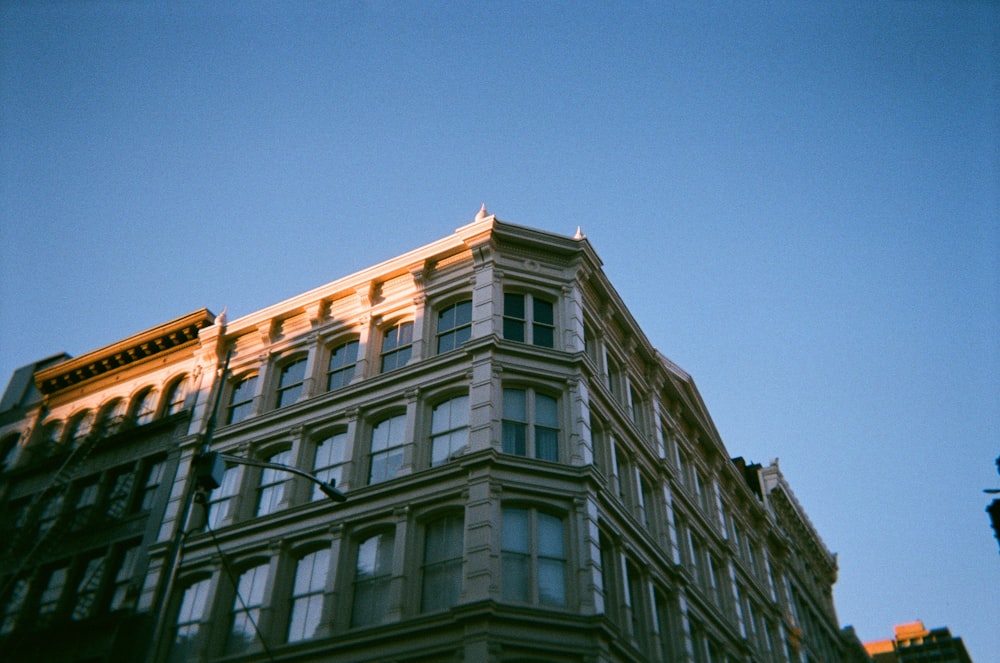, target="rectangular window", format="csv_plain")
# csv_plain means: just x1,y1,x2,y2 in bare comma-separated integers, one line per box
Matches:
38,565,69,622
421,514,464,612
327,340,359,390
503,293,555,347
36,492,65,540
276,359,307,407
430,395,469,466
0,577,29,635
380,321,413,372
110,544,141,611
288,549,330,642
501,507,566,607
72,480,99,530
226,563,270,654
352,532,394,627
106,468,135,520
369,414,406,485
227,376,258,424
171,578,211,663
436,300,472,353
313,432,347,500
502,388,559,461
257,449,292,517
